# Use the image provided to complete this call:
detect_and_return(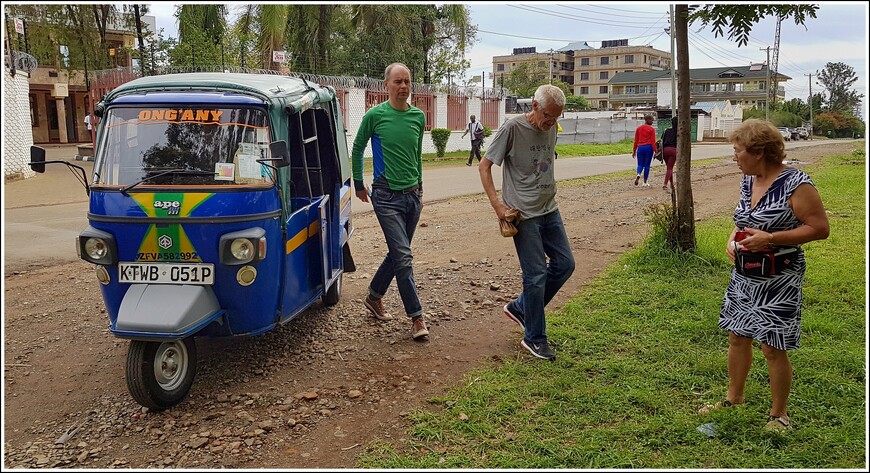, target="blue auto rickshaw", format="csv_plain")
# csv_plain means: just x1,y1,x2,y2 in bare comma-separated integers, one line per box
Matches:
29,72,356,409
